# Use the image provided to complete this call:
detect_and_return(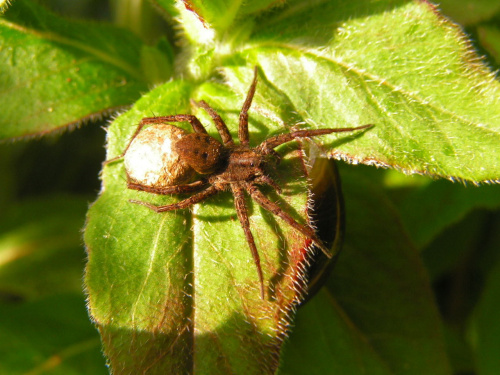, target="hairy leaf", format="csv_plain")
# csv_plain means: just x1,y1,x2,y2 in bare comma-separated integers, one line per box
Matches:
229,1,500,183
85,70,342,373
0,0,153,139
